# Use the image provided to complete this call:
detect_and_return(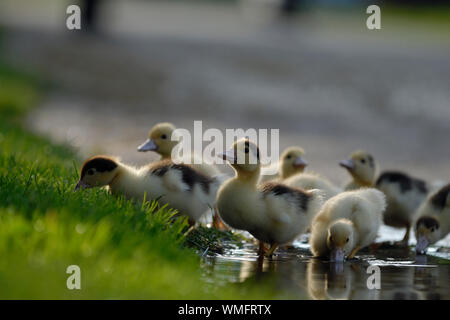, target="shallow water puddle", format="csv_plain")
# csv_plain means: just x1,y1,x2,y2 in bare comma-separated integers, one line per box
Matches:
200,234,450,299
